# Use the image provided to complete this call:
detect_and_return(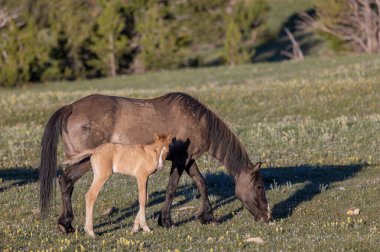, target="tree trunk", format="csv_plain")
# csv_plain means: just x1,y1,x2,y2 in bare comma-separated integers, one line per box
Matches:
108,33,117,77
